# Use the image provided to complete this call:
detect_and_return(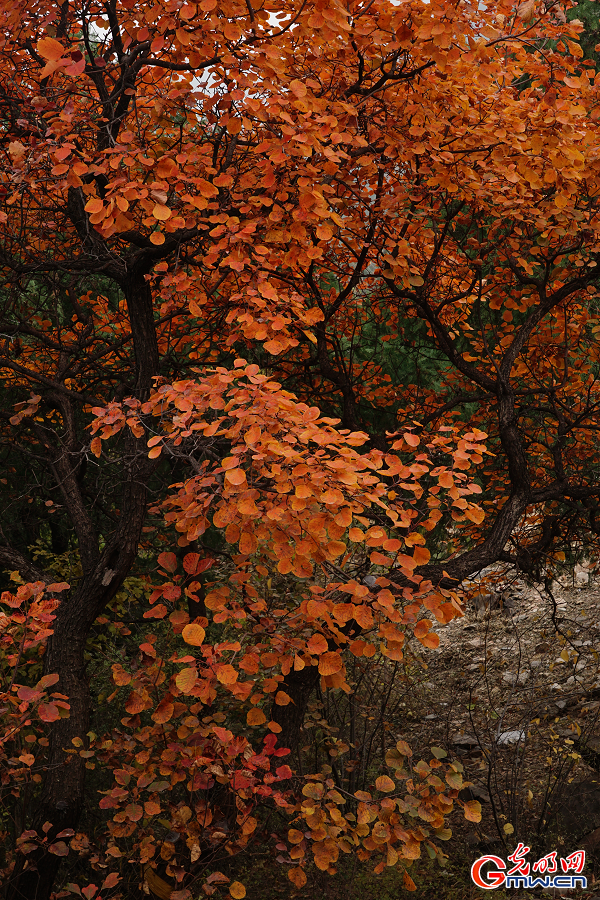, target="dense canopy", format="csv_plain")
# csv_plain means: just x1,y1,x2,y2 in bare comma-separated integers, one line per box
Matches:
0,0,599,897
